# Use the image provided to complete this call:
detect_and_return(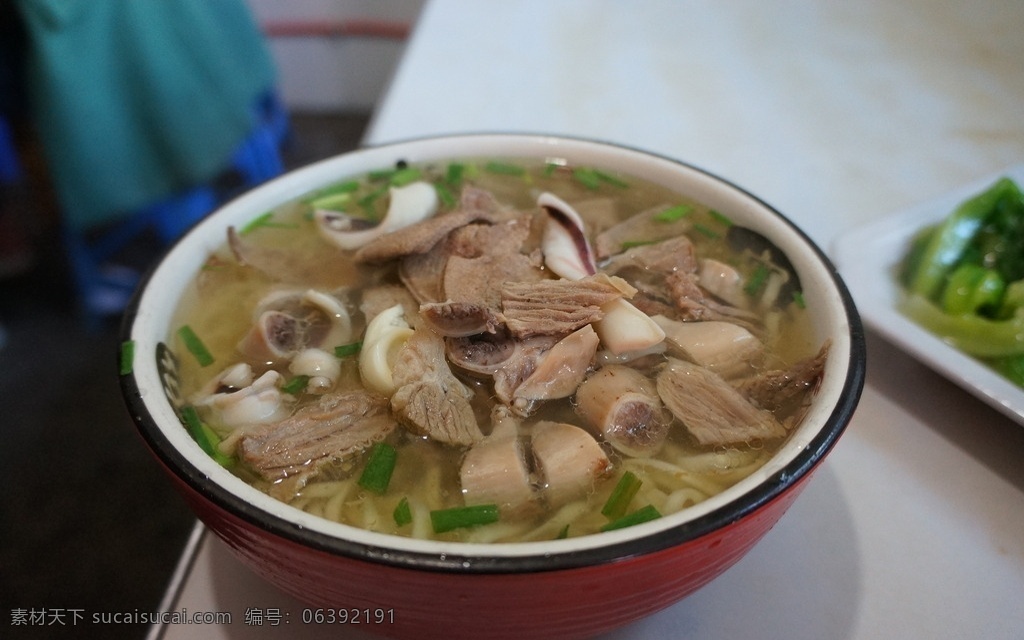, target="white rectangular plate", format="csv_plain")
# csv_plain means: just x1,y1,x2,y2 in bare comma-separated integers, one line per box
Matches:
832,163,1024,426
